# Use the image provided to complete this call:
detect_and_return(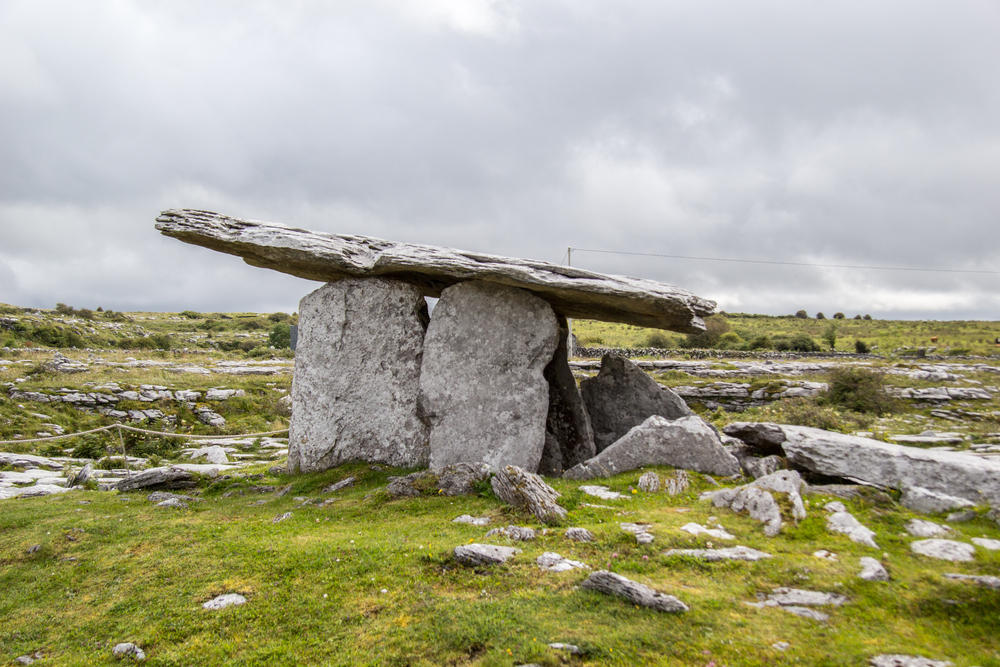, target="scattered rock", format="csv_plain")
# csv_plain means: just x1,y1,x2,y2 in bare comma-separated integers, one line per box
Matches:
491,465,567,524
664,470,690,496
453,543,521,566
578,485,627,500
115,467,195,492
637,471,660,492
580,354,693,452
565,527,595,542
943,573,1000,590
147,491,196,503
422,282,558,472
202,593,247,610
547,642,582,654
972,537,1000,550
156,497,188,509
322,477,356,494
746,587,847,621
187,445,230,464
536,552,589,571
272,512,293,524
564,415,739,479
904,519,951,538
620,522,654,544
858,557,890,581
825,502,878,548
288,279,430,471
486,525,537,541
705,470,805,537
386,462,490,497
813,550,838,561
663,546,772,561
453,514,491,526
900,486,975,514
69,462,94,488
910,539,975,562
112,642,146,661
680,522,735,541
772,642,790,651
869,655,954,667
581,570,688,613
